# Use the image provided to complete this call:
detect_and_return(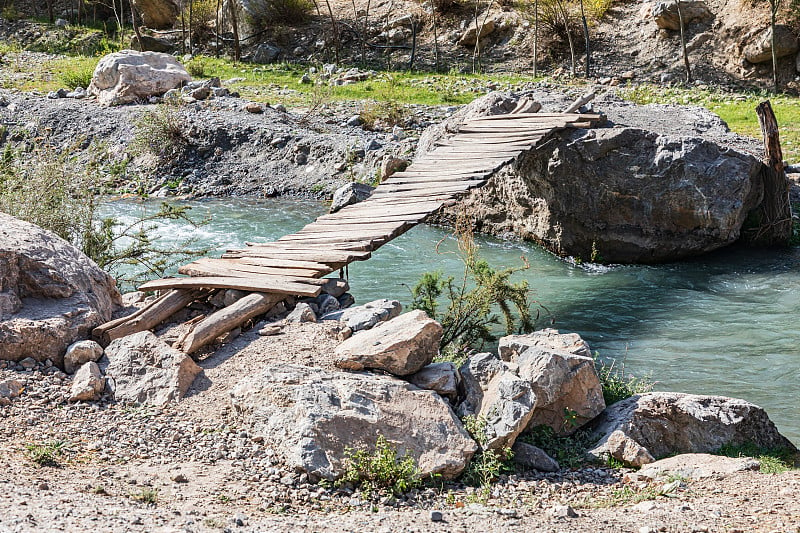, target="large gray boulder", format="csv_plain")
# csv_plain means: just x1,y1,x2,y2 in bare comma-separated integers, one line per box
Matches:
131,0,179,29
230,364,477,480
744,25,799,64
329,182,374,214
334,310,442,376
587,392,797,467
501,330,605,434
102,331,202,406
322,298,402,332
88,50,192,106
458,352,537,450
0,213,121,367
651,0,712,31
430,92,765,263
